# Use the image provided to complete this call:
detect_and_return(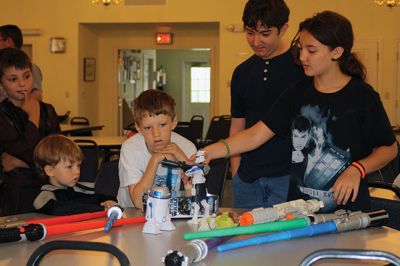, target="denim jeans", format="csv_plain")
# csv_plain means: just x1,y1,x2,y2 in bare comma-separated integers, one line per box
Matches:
232,173,290,209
